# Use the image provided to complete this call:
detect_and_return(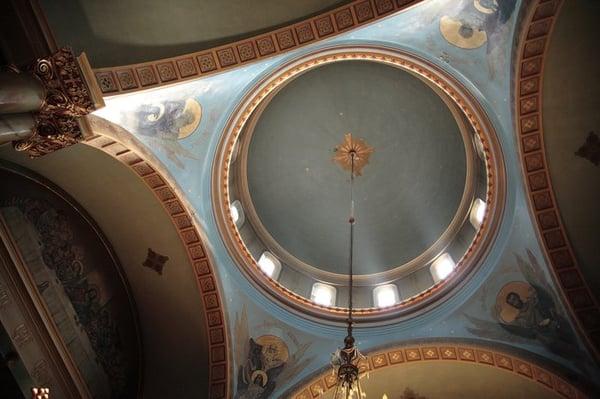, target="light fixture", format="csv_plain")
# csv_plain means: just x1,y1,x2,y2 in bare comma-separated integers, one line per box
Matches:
230,199,245,227
311,283,336,307
330,134,371,399
469,198,486,229
257,251,281,279
373,284,399,308
32,388,50,399
430,253,455,283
